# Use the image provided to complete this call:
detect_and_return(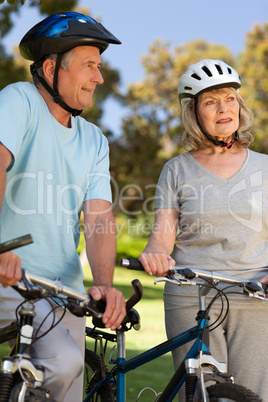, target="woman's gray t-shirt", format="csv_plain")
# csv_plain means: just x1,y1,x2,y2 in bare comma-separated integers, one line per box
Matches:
155,149,268,306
